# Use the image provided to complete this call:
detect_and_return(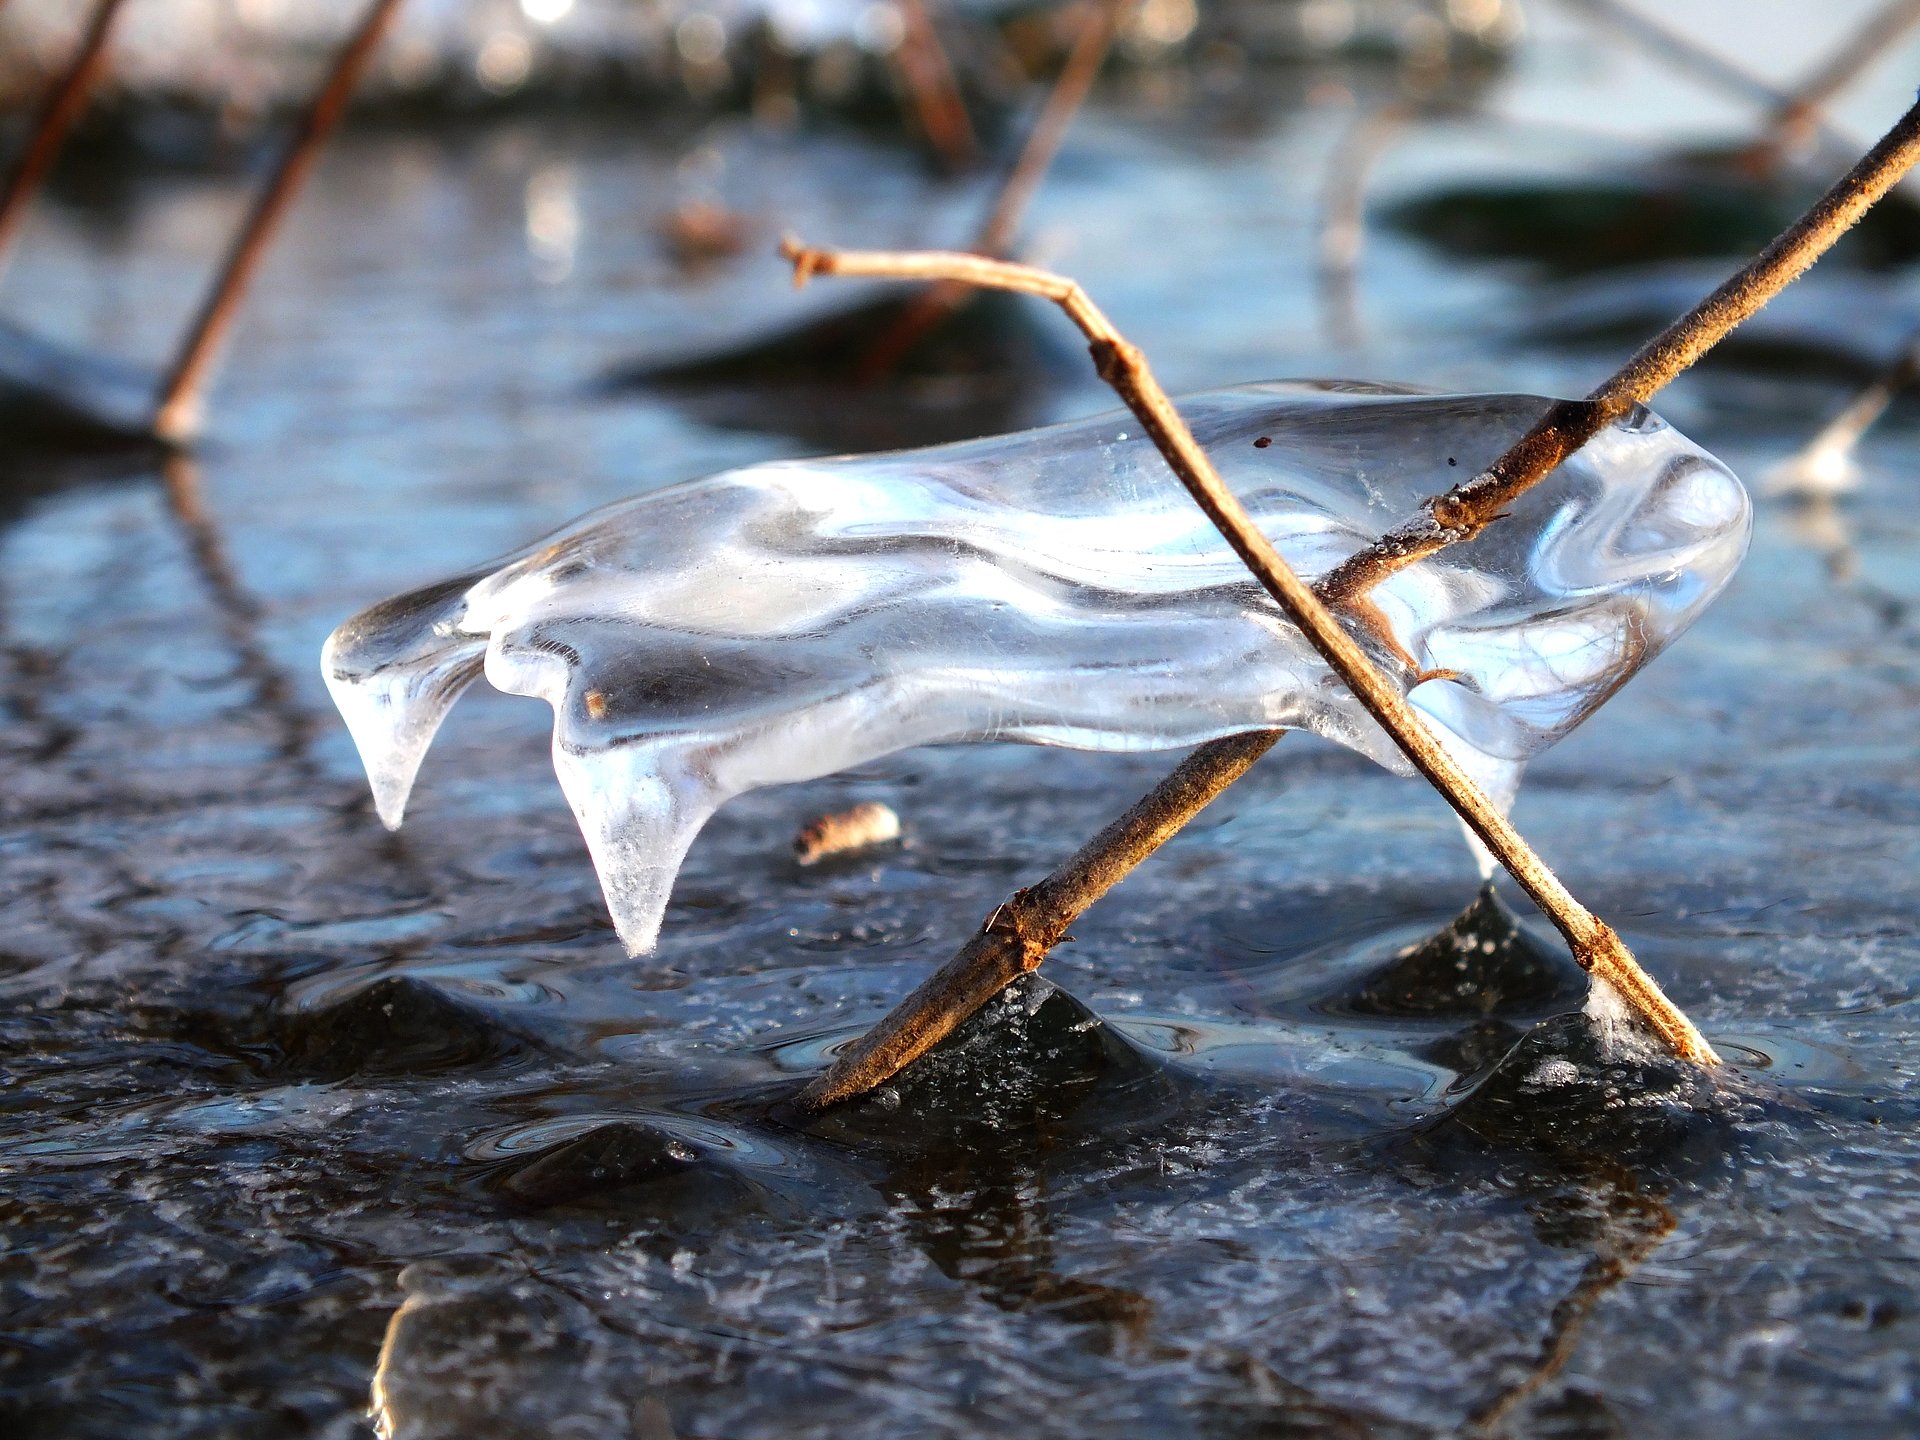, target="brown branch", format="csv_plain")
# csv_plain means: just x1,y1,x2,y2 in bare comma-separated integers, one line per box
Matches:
1315,94,1920,606
972,0,1125,262
786,94,1920,1111
886,0,980,175
853,0,1125,383
1767,0,1920,155
152,0,407,444
780,239,1719,1106
0,0,129,273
